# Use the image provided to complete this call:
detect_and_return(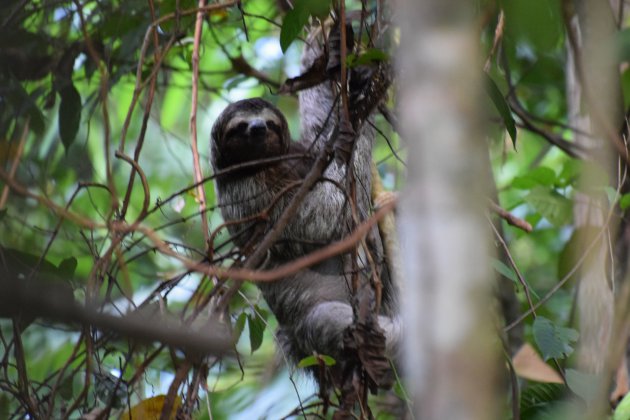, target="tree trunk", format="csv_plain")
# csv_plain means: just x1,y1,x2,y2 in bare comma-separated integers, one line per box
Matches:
566,0,623,414
396,1,500,418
